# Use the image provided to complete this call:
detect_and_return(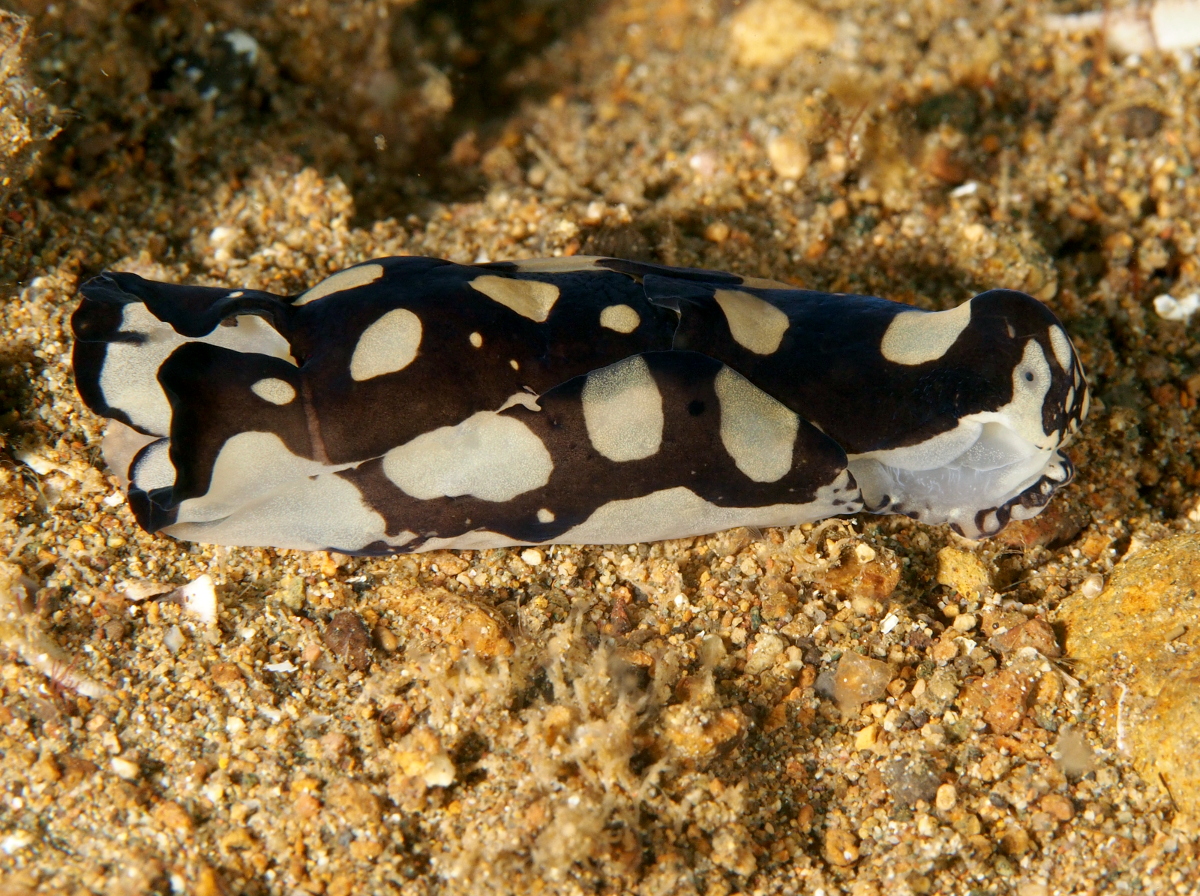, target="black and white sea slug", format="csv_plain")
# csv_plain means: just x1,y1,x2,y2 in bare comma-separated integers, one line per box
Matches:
71,256,1089,554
